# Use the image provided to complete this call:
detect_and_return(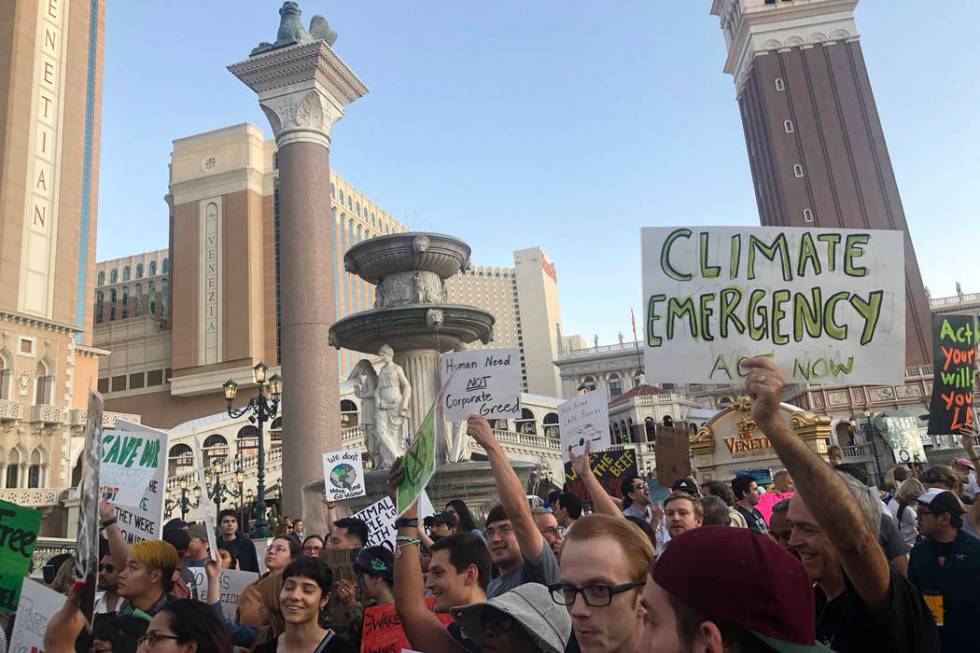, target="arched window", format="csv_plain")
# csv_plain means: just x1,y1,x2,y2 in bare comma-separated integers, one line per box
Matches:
148,281,156,315
347,196,353,210
237,425,260,459
109,289,117,320
149,260,157,276
97,270,105,286
581,376,597,392
516,408,537,435
161,279,169,317
28,448,44,488
95,291,104,323
168,443,194,477
543,412,559,439
339,189,345,204
633,370,644,388
619,420,629,443
4,447,21,488
270,417,283,445
134,283,142,316
162,258,169,273
612,422,621,441
122,266,131,281
608,373,623,398
340,399,358,428
34,360,52,405
136,262,144,278
110,268,118,284
330,183,335,198
203,434,229,467
355,202,361,216
644,417,656,442
121,286,129,319
0,348,11,400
